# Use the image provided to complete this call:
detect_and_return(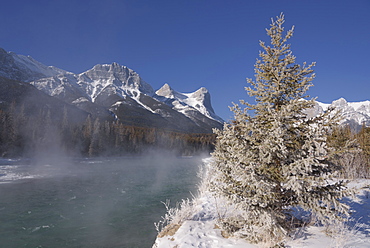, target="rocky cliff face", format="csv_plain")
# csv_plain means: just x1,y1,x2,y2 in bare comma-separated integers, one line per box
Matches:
1,48,223,133
30,63,223,133
155,84,223,123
